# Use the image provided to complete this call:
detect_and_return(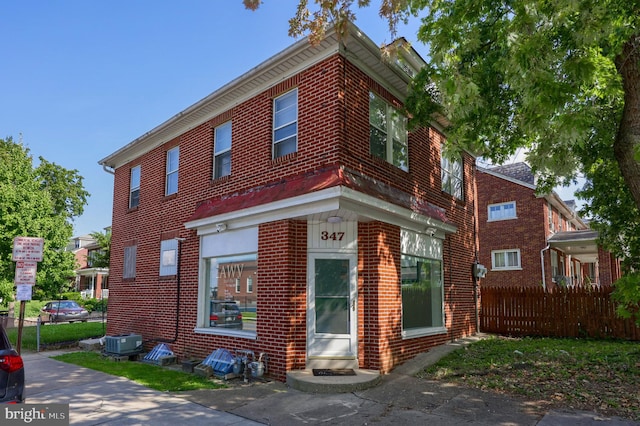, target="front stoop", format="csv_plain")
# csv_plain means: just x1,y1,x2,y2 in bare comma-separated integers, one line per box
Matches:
286,369,381,393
